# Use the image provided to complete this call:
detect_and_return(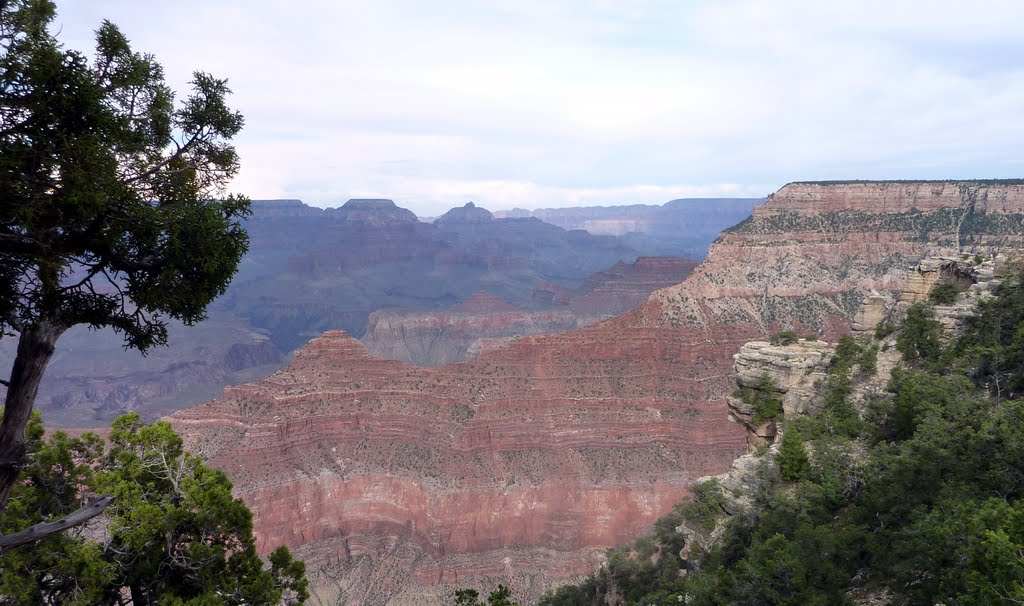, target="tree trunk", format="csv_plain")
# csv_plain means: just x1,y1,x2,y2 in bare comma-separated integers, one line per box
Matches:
0,320,66,511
